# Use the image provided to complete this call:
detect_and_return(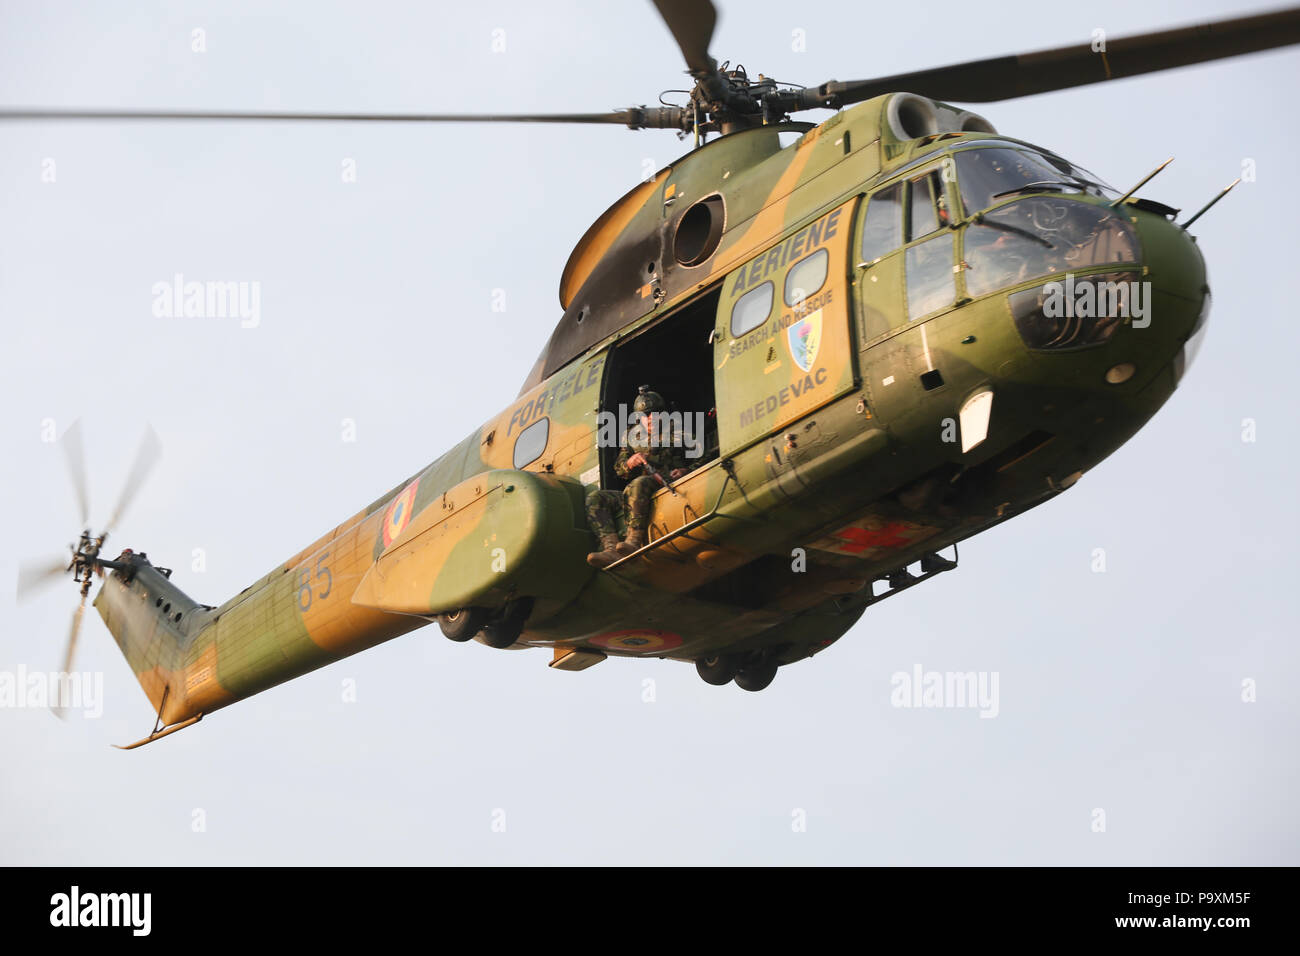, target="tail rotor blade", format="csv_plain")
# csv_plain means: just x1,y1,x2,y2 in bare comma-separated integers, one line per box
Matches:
105,426,161,535
51,595,87,720
16,555,68,603
62,420,90,527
